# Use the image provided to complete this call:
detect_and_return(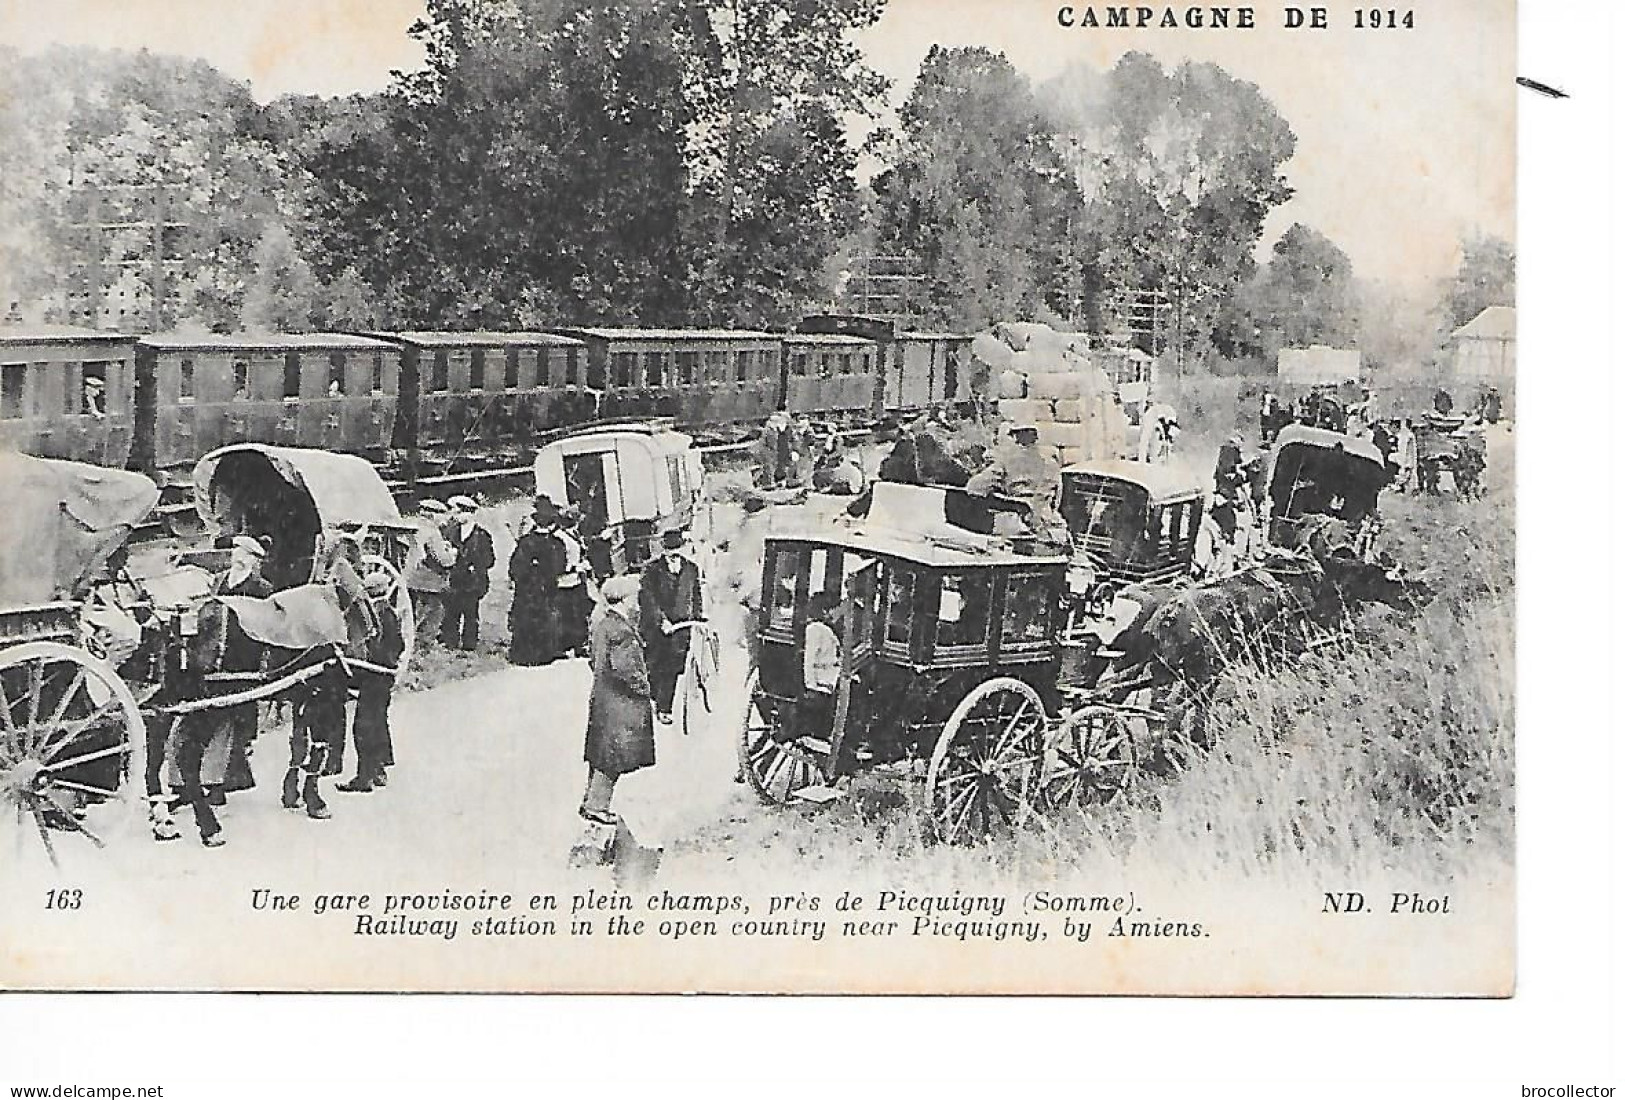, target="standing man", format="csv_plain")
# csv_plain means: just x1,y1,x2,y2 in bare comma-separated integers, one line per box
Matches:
213,536,273,801
637,529,704,726
580,576,656,827
338,569,406,794
442,496,495,651
406,499,455,647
